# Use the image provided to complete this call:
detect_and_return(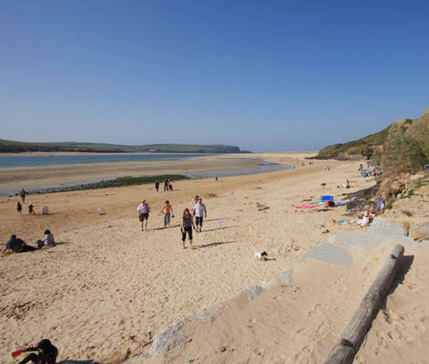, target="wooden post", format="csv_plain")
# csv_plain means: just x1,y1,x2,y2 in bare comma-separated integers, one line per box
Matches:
324,244,404,364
